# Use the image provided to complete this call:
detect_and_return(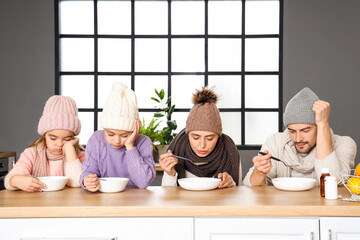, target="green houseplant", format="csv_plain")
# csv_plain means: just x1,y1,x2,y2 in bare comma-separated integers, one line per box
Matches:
151,89,177,146
140,89,177,153
139,118,162,152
